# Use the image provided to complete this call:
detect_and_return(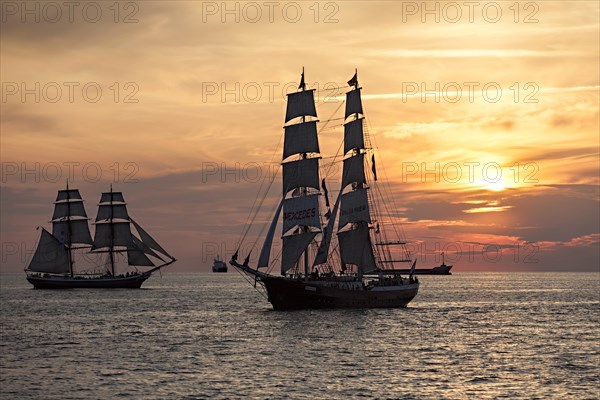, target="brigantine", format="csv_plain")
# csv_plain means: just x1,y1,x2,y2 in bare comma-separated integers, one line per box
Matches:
231,69,419,310
25,185,176,289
